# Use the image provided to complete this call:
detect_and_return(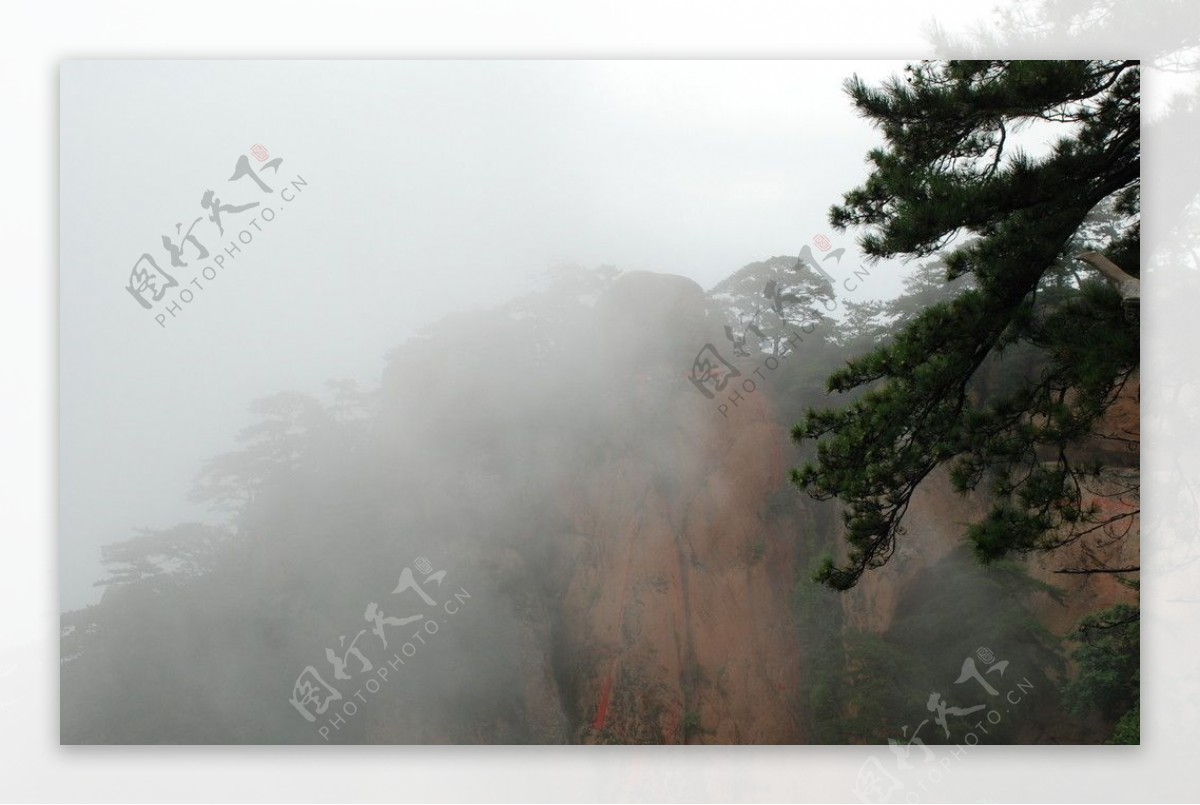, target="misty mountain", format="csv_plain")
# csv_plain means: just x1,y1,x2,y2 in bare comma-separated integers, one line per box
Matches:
60,257,1136,744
